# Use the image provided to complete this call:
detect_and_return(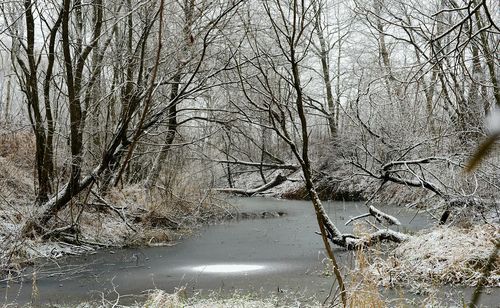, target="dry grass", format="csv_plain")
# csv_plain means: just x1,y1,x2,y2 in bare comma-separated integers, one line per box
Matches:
0,158,33,204
0,130,235,277
0,129,35,169
0,129,35,204
142,288,187,307
140,288,320,308
344,224,387,307
370,224,500,287
16,288,322,307
347,252,386,307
